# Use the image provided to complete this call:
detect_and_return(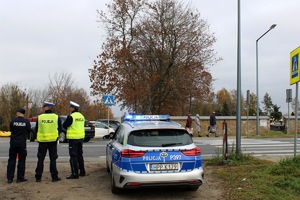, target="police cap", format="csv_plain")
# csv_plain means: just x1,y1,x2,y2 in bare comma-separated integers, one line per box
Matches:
43,101,55,108
70,101,80,108
17,108,26,115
